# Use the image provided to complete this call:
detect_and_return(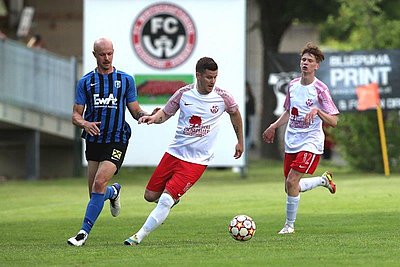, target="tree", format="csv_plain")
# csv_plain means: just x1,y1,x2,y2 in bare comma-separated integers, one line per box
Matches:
255,0,339,159
319,0,400,172
320,0,400,50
